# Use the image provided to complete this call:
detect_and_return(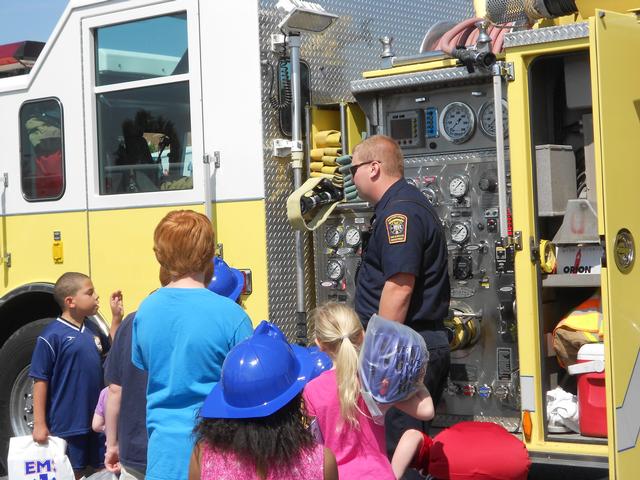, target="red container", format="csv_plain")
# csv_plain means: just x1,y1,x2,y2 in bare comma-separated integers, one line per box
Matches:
570,343,607,438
